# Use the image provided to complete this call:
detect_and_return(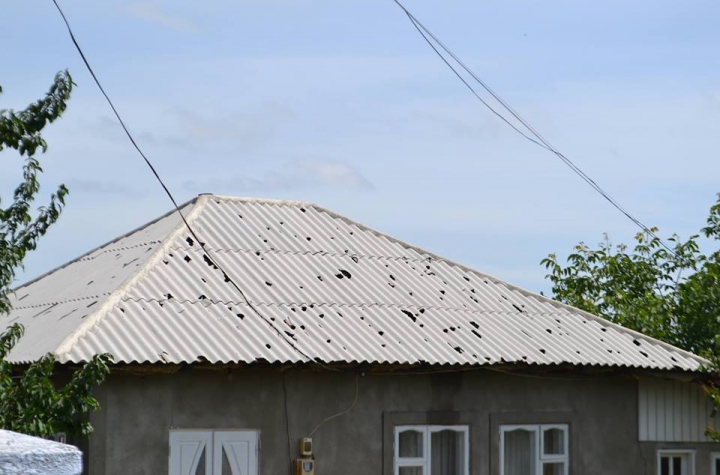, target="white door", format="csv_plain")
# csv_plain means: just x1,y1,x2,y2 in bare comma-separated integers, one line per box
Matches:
213,431,258,475
170,430,258,475
169,431,212,475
